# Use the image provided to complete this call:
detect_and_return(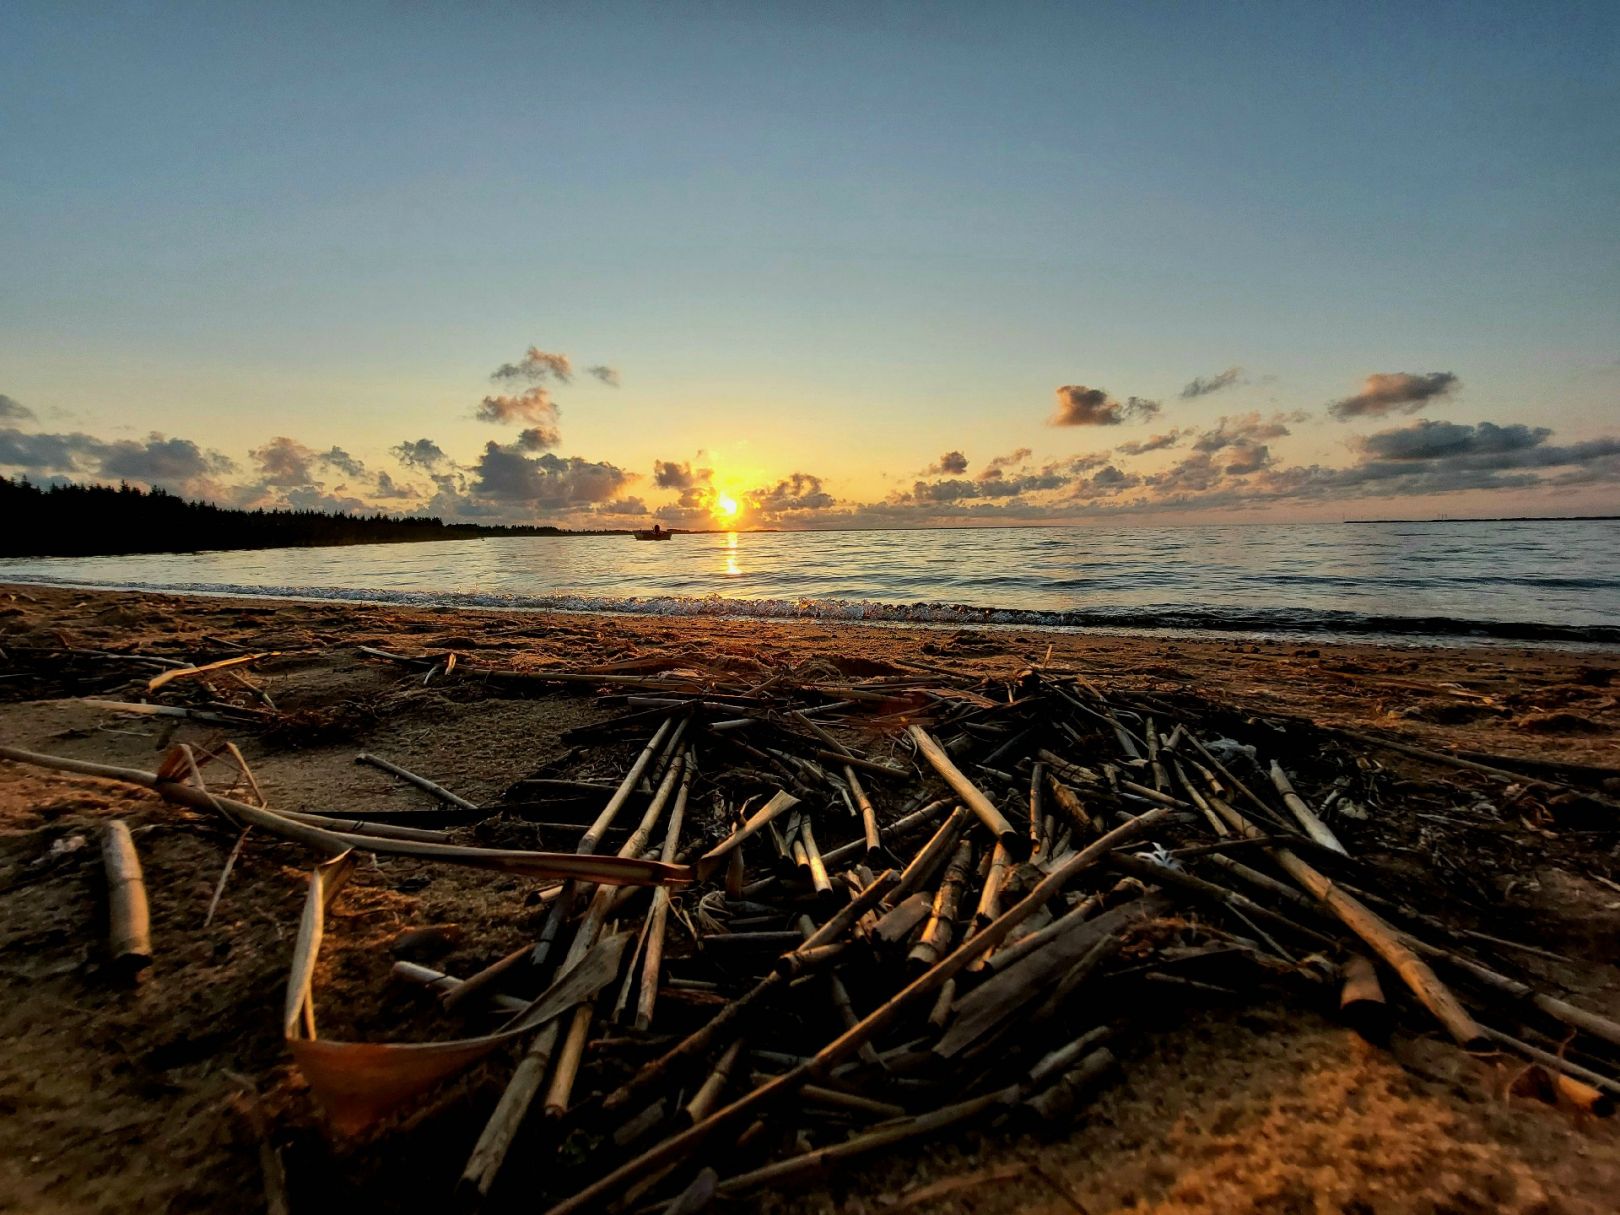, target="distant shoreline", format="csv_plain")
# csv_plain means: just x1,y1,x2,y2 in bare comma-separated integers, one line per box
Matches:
1343,514,1620,524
